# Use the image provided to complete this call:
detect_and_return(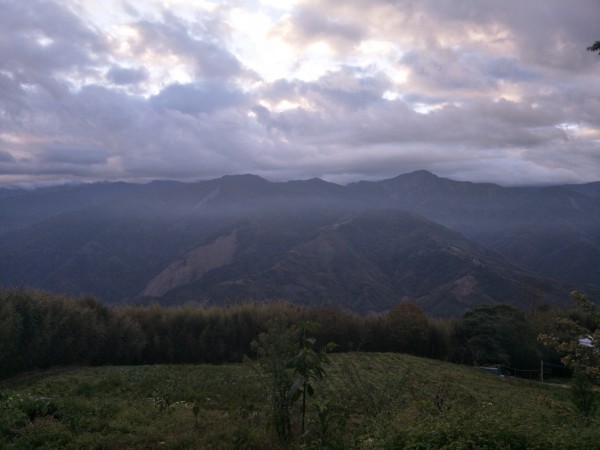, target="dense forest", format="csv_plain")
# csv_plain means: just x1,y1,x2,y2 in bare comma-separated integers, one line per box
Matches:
1,287,592,380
